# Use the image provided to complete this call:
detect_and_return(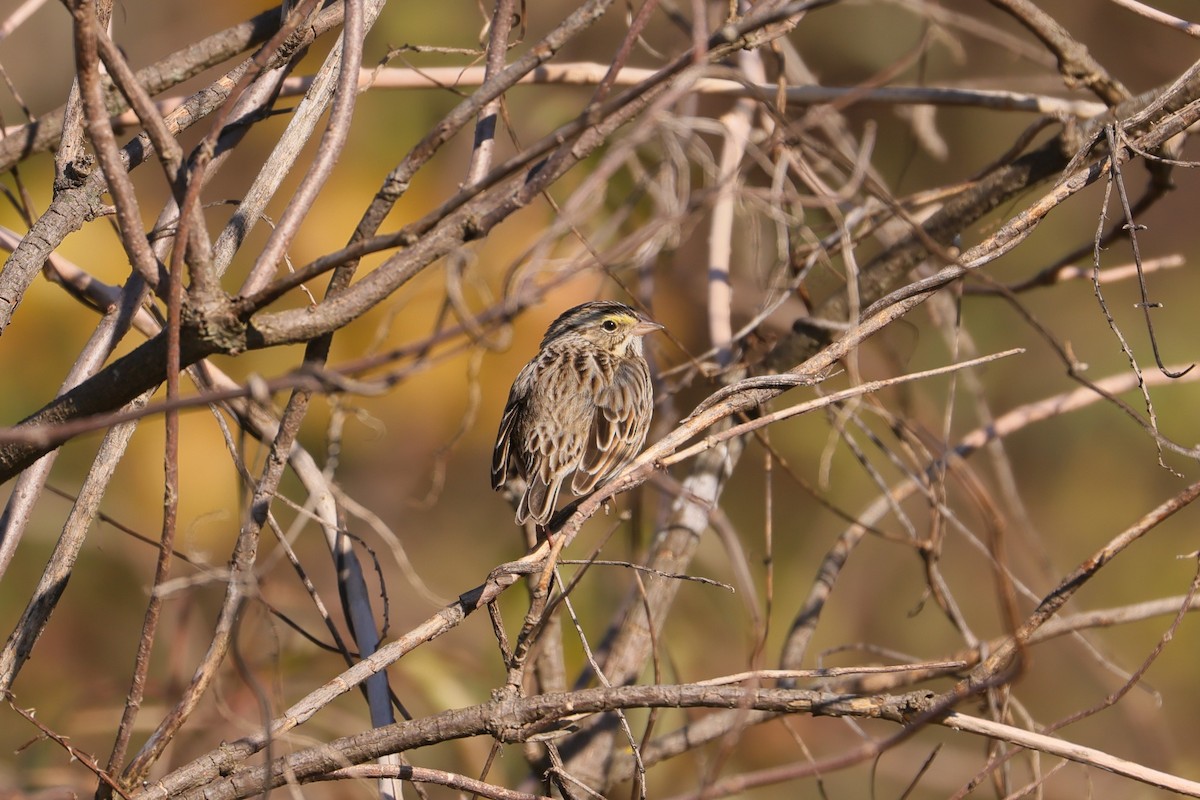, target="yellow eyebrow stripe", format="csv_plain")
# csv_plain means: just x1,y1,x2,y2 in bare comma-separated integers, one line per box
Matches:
603,313,638,325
